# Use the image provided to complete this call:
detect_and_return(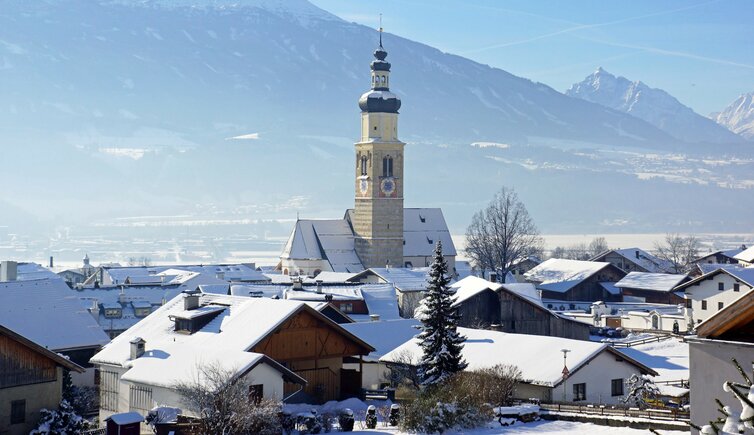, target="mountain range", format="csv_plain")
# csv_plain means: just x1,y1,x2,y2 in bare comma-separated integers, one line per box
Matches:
713,93,754,140
0,0,752,247
566,68,746,145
